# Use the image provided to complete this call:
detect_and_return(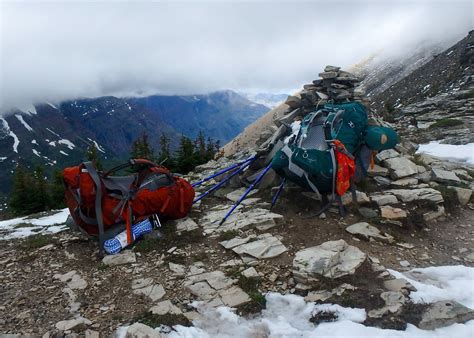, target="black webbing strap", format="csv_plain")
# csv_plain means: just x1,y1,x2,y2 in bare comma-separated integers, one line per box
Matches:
83,162,105,256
